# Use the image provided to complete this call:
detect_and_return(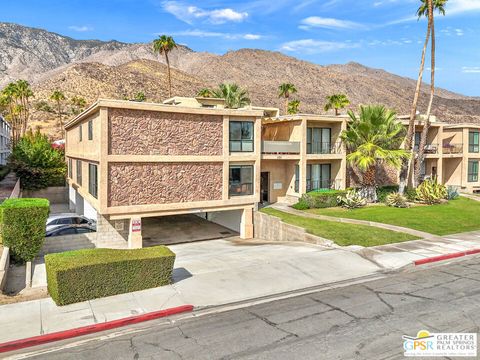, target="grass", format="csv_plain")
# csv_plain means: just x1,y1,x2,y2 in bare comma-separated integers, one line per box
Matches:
307,197,480,236
260,207,419,247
